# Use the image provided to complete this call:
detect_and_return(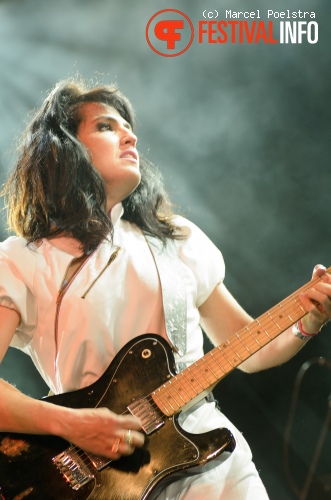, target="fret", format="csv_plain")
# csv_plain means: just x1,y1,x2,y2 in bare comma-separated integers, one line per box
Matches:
170,375,192,403
279,297,297,321
198,357,219,384
216,342,241,371
239,327,261,353
175,371,199,399
231,334,255,364
155,368,205,413
233,332,252,361
151,393,171,417
166,381,188,406
267,309,283,332
182,366,206,393
213,346,234,373
152,385,179,416
161,384,182,409
265,310,282,337
246,322,269,347
155,386,178,411
208,350,227,377
268,300,301,332
203,347,224,378
226,338,243,362
150,267,331,418
260,317,277,340
290,295,307,318
189,361,211,388
275,301,299,330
